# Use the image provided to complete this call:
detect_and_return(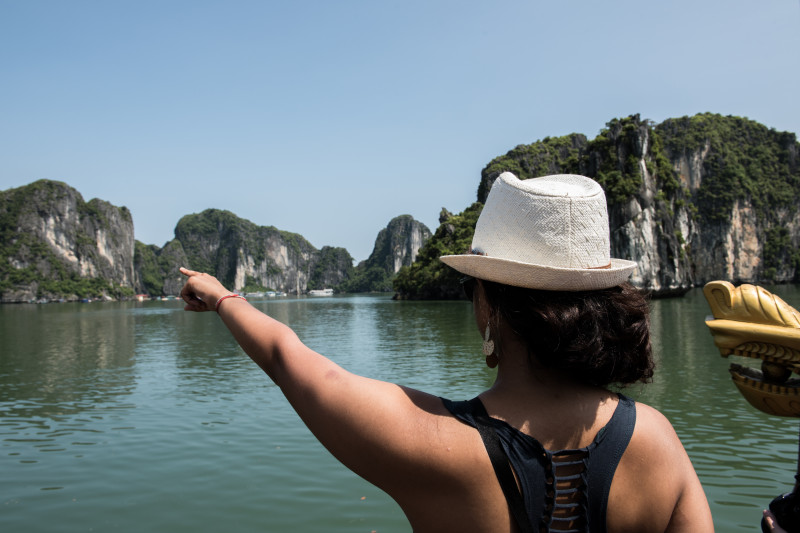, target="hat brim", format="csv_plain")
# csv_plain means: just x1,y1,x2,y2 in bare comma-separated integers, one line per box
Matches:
440,254,637,291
